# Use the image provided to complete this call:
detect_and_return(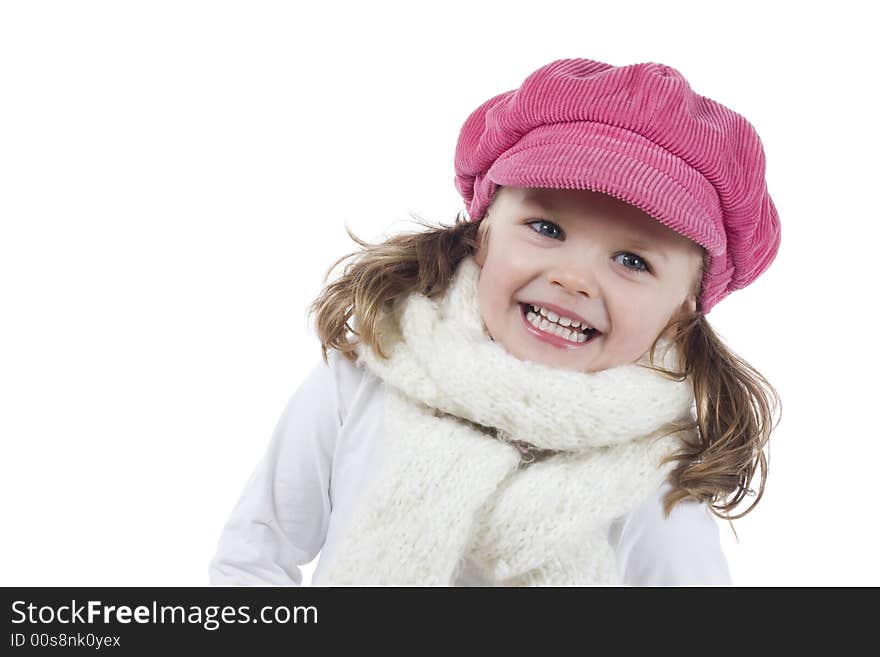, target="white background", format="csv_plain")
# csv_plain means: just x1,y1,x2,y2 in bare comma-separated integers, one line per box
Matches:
2,0,876,586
